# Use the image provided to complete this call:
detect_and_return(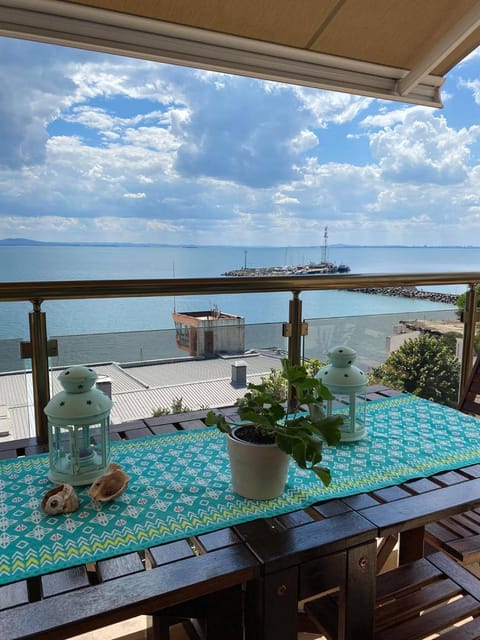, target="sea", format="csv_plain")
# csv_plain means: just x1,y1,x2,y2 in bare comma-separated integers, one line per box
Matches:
1,244,478,343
